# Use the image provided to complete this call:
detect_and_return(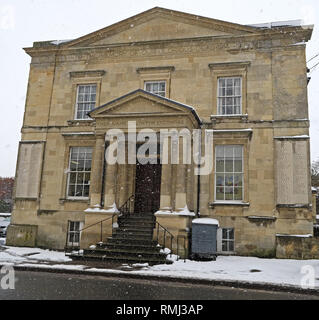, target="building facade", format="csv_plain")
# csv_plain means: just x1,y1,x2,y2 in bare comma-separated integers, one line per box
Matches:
6,7,315,258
